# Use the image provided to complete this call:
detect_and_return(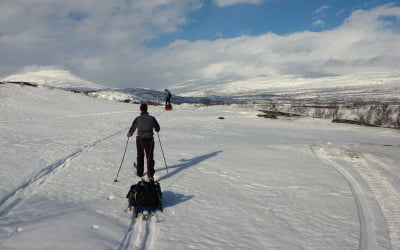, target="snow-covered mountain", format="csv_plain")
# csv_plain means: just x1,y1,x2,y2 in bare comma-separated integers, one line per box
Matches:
1,69,104,92
1,69,197,104
3,69,400,104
